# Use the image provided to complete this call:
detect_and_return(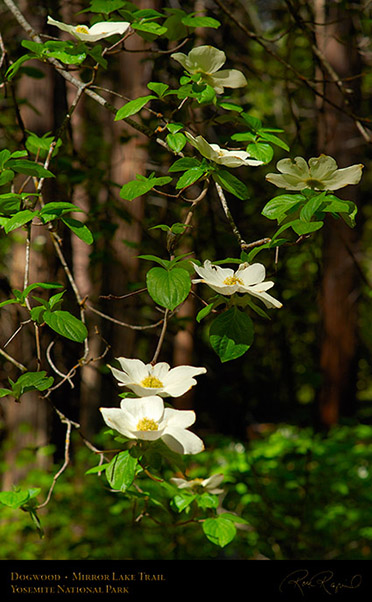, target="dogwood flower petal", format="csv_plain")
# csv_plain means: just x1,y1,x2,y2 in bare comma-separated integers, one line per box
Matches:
109,357,206,398
192,260,282,308
100,396,204,454
162,428,204,455
172,45,226,75
185,133,262,167
47,16,130,42
170,473,224,494
208,69,247,91
266,155,363,191
171,45,246,93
